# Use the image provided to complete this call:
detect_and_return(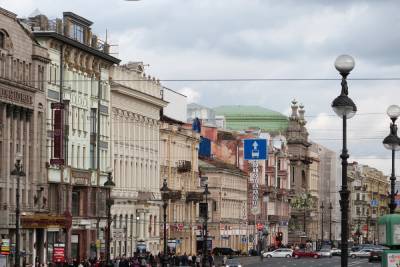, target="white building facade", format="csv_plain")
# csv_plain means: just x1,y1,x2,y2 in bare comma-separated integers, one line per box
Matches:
110,63,167,257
